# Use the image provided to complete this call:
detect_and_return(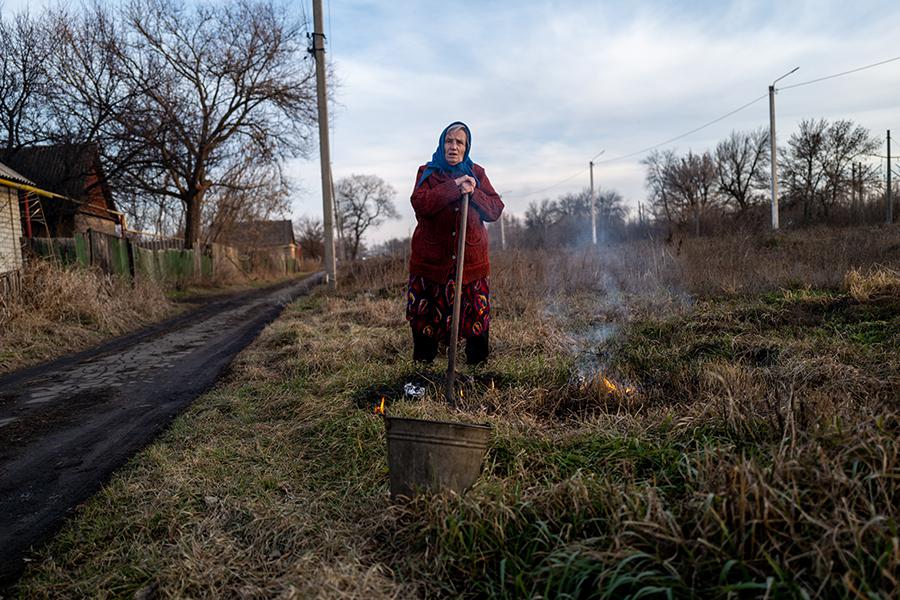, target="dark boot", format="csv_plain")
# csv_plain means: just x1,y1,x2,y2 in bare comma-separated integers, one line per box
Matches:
465,332,490,365
412,331,439,363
